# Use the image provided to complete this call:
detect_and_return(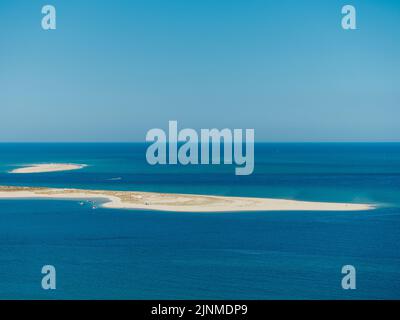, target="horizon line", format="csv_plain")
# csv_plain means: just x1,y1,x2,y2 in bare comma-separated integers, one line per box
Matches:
0,141,399,144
